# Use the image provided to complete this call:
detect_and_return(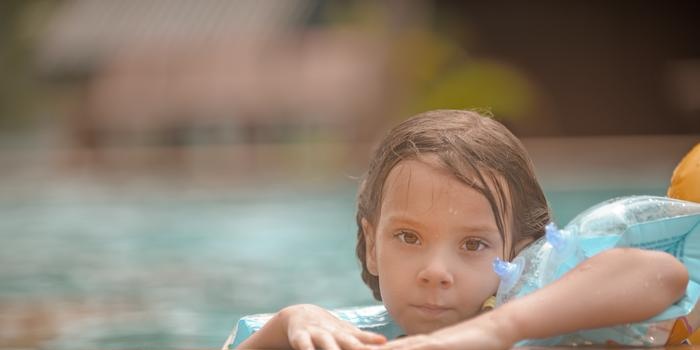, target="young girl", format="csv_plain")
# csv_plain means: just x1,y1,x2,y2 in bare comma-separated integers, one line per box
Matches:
237,110,688,350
